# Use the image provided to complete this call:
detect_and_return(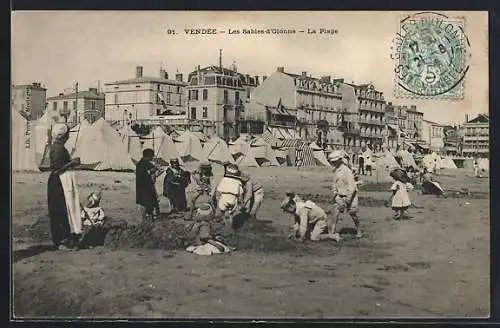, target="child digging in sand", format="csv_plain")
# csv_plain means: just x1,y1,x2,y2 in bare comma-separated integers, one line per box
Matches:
386,168,414,220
